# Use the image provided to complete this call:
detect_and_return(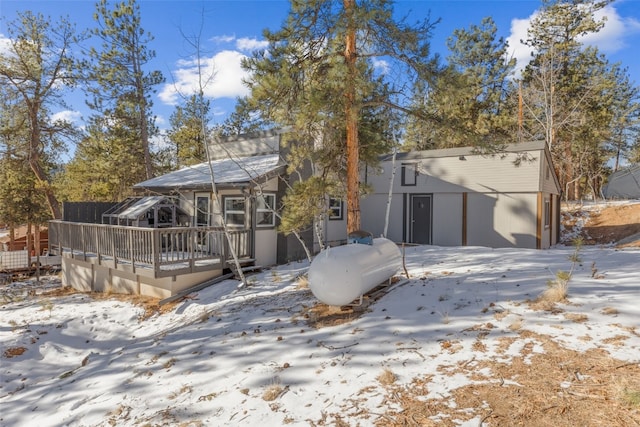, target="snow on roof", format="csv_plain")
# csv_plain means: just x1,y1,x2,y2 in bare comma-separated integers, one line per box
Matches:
133,153,283,191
